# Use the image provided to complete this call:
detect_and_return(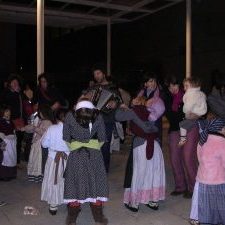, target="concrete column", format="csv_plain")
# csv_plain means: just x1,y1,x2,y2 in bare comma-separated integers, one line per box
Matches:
37,0,44,81
186,0,192,78
107,18,111,77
